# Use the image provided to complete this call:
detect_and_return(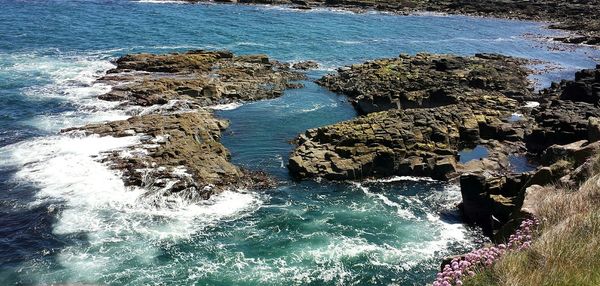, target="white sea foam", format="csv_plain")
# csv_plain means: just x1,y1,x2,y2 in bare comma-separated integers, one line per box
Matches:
26,106,127,133
335,40,364,45
524,101,540,108
260,5,358,15
235,41,270,47
341,181,472,270
409,36,515,44
1,132,264,280
4,52,131,132
299,103,325,113
209,102,243,111
351,182,416,219
366,175,437,183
